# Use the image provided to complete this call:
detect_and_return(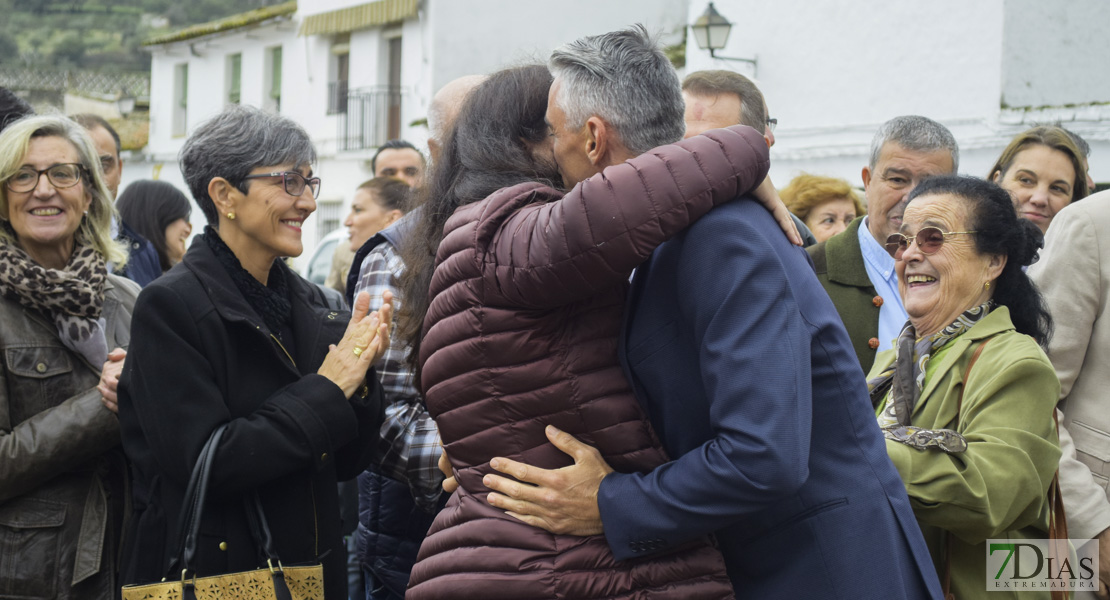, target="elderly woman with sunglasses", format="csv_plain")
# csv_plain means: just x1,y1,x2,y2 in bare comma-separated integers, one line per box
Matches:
116,106,390,600
0,115,138,598
867,175,1062,599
